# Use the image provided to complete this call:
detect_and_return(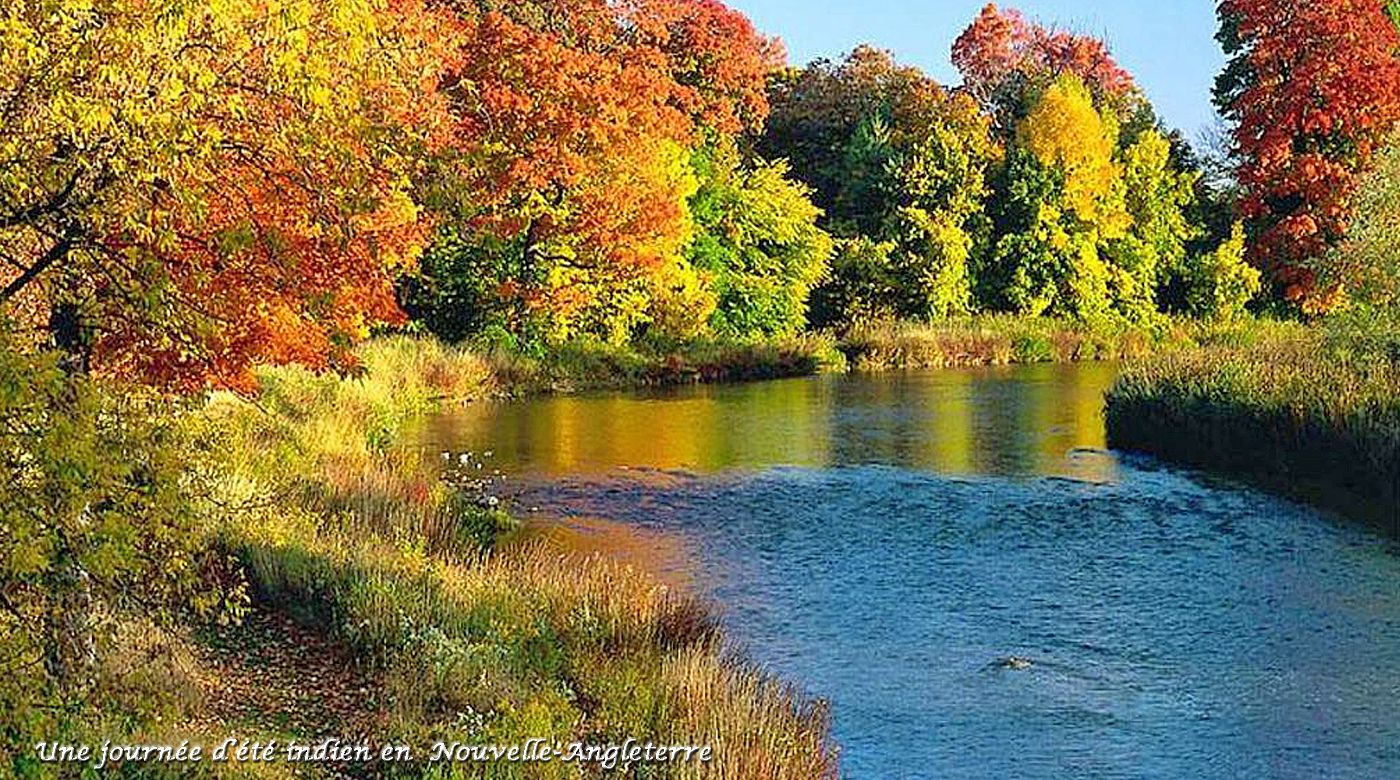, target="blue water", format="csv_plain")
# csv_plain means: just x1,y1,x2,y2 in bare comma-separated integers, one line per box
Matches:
424,364,1400,779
